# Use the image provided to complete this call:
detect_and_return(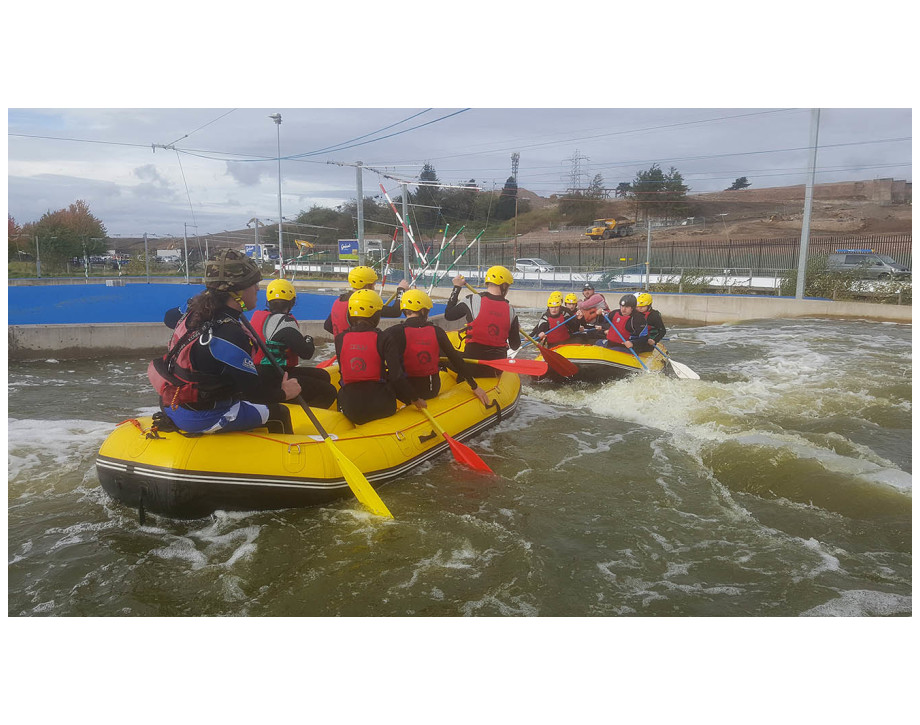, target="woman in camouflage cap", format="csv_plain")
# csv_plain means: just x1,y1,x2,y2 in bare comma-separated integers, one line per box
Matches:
149,249,302,433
